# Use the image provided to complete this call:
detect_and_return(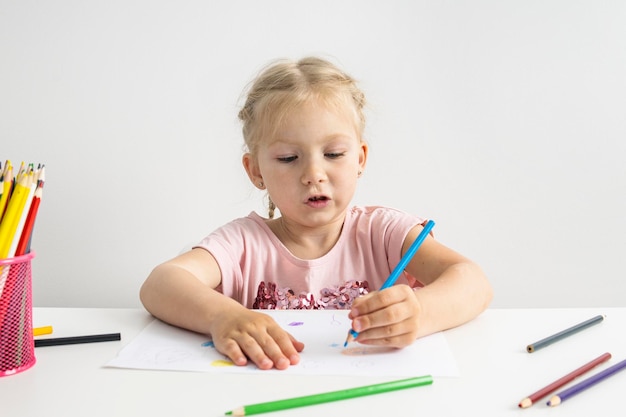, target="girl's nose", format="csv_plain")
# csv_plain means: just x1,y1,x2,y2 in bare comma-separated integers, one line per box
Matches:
301,160,327,185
